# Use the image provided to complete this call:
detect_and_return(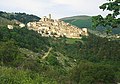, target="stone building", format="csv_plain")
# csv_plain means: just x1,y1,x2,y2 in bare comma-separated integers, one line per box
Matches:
7,25,13,29
27,14,88,38
19,23,25,28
